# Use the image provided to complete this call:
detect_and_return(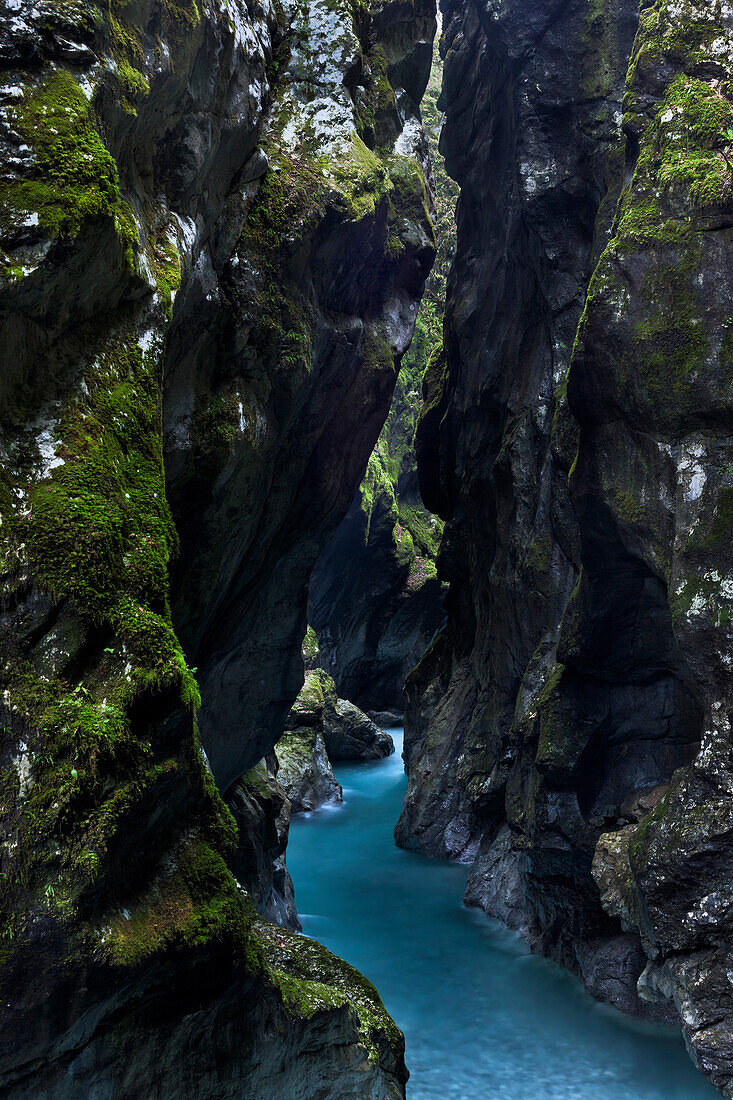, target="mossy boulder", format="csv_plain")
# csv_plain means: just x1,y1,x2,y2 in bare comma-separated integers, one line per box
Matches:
275,728,342,814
